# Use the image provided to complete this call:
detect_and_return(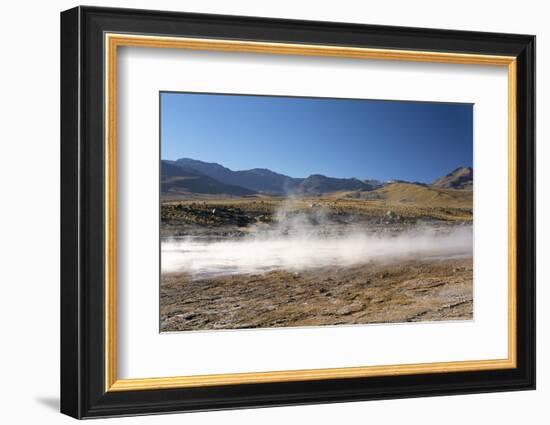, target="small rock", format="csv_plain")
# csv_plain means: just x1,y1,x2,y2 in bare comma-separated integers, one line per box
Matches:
336,302,365,315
